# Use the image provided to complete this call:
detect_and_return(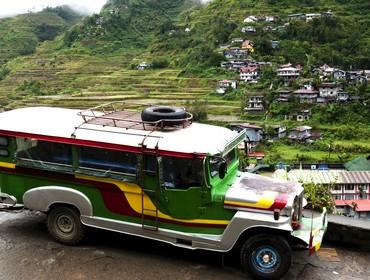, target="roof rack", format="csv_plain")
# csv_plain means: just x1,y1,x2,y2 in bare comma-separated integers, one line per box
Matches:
71,102,193,142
